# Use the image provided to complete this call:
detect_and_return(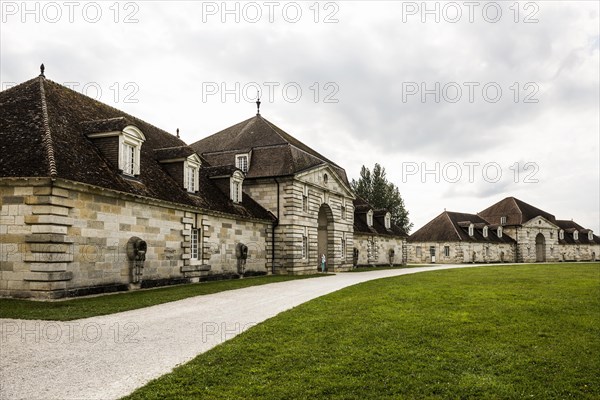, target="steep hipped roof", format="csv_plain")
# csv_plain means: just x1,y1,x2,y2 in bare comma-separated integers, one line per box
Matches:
478,197,556,226
409,211,515,243
555,220,600,245
353,197,407,238
190,115,349,184
0,75,273,221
